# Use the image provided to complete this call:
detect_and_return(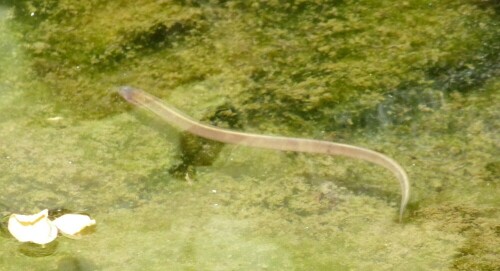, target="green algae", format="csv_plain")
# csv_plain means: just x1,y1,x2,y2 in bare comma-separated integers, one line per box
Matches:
0,0,499,270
